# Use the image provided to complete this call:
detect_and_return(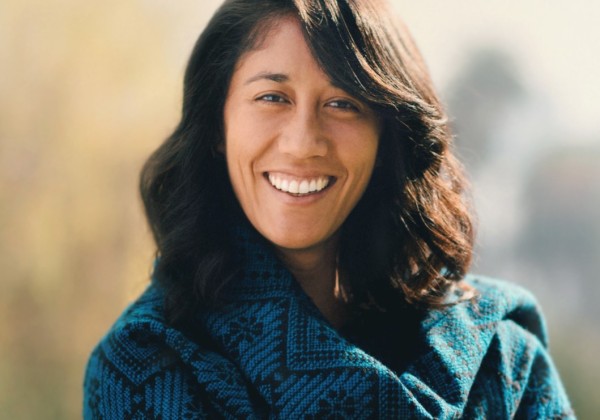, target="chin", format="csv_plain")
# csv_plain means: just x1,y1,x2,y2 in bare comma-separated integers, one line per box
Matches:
265,232,320,251
275,240,321,252
259,224,338,254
